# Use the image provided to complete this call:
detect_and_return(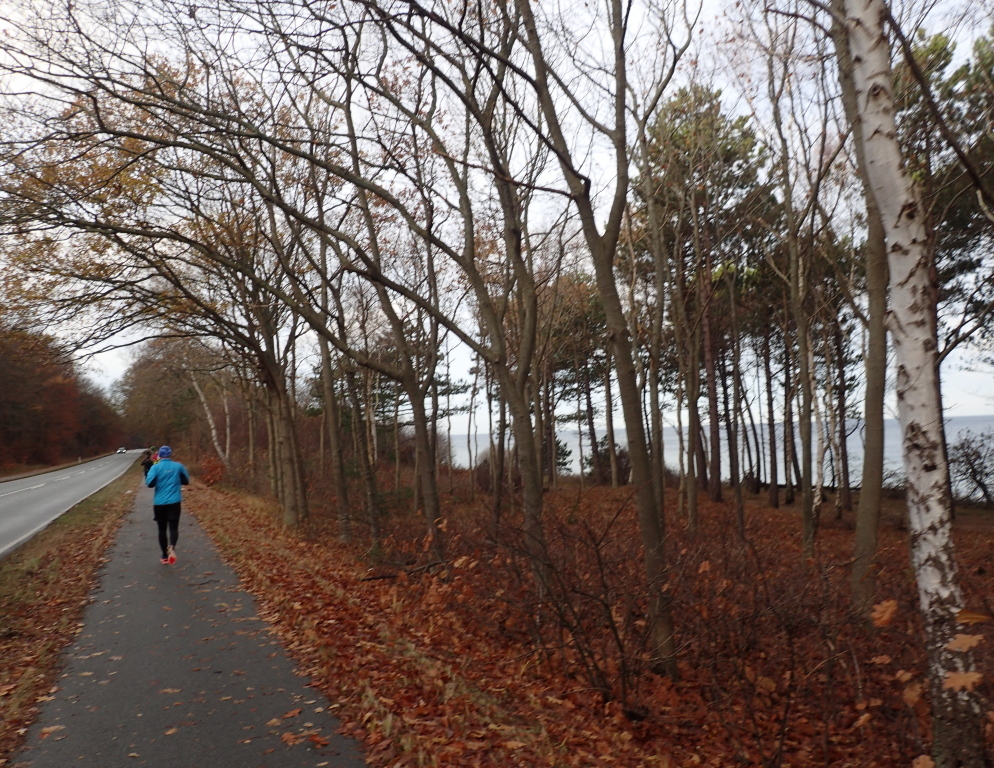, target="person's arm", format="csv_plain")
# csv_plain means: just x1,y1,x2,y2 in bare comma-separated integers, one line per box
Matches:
146,465,157,488
180,466,190,486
